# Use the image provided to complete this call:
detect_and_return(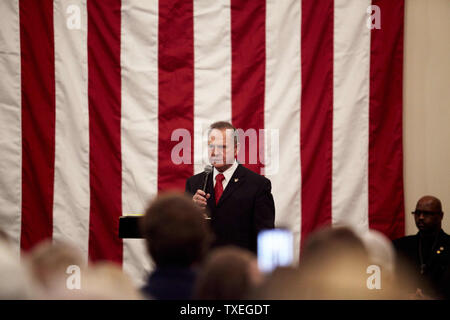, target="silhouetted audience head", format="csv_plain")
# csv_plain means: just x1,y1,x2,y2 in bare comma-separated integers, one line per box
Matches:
41,261,144,300
194,246,262,300
249,266,303,300
74,262,144,299
141,192,213,268
27,240,86,294
359,229,395,275
358,229,412,298
302,226,368,262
